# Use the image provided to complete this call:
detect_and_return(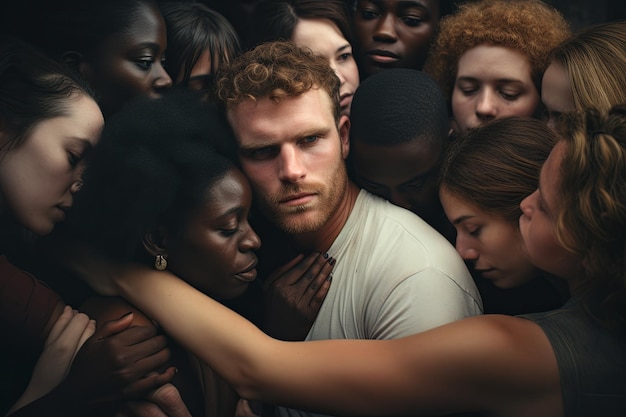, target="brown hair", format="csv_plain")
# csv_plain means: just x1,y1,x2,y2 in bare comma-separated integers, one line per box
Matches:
439,116,557,224
424,0,571,100
214,41,341,123
556,105,626,327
